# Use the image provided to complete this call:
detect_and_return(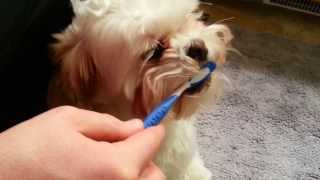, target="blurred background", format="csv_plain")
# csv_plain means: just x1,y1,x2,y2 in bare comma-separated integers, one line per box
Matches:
201,0,320,44
196,1,320,179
